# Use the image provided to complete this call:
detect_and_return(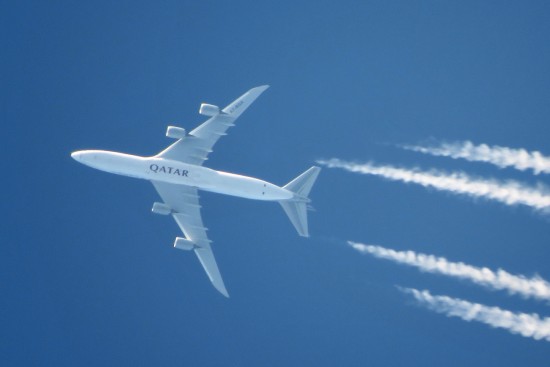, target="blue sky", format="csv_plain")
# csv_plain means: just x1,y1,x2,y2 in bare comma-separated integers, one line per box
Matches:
3,1,550,365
